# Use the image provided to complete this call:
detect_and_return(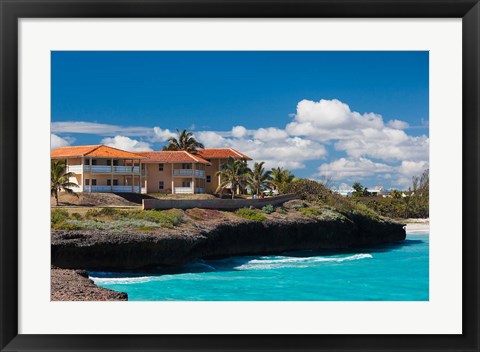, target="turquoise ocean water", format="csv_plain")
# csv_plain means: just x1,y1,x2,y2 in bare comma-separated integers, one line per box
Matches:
90,233,429,301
